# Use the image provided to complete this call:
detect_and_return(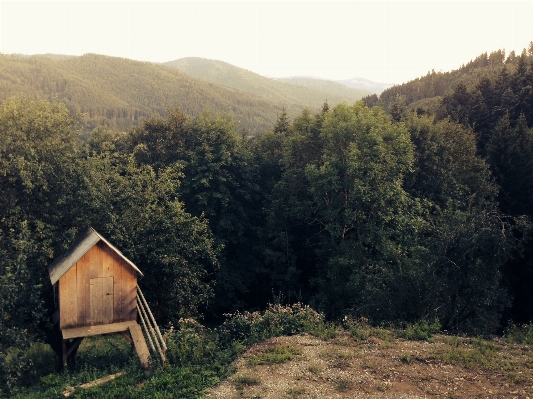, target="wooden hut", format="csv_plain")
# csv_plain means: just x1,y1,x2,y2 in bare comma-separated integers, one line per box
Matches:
48,227,165,367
